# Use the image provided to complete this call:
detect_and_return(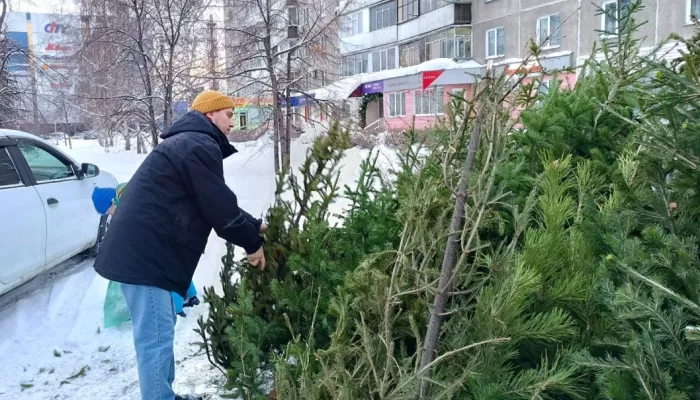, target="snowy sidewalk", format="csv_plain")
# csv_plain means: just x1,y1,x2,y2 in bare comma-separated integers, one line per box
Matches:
0,135,394,399
0,138,278,399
